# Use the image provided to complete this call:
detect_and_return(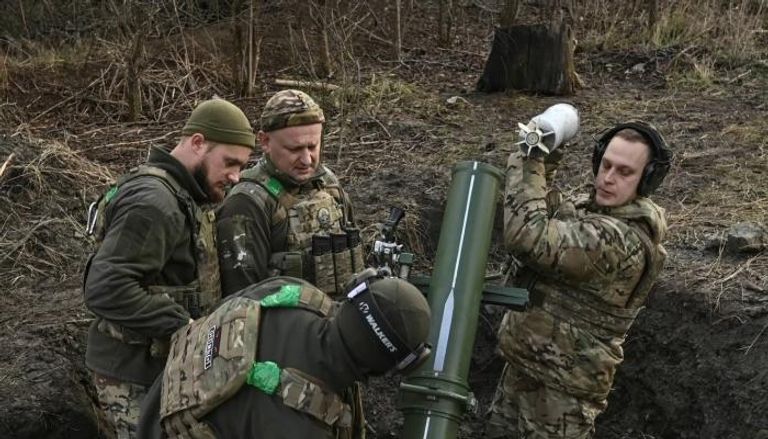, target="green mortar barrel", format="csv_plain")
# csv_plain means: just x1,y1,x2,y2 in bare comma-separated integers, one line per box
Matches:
397,160,504,439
